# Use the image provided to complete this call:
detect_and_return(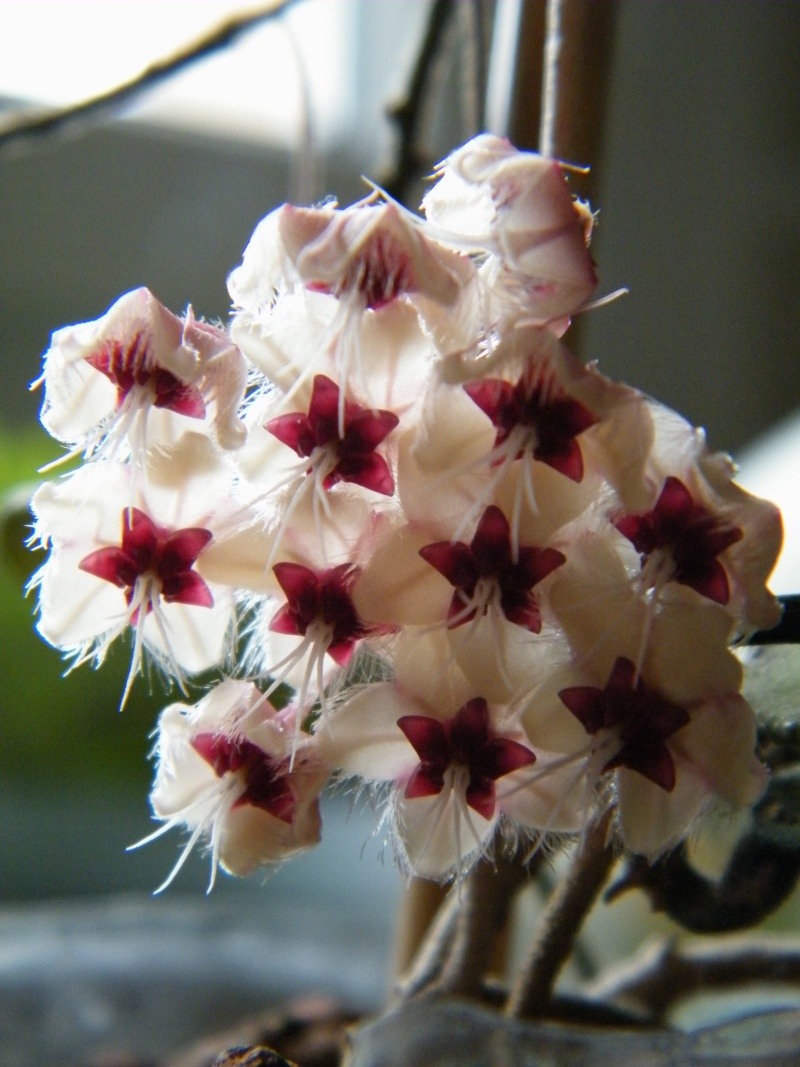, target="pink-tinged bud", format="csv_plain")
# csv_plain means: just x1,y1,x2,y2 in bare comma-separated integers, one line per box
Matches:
422,134,597,326
280,201,466,311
